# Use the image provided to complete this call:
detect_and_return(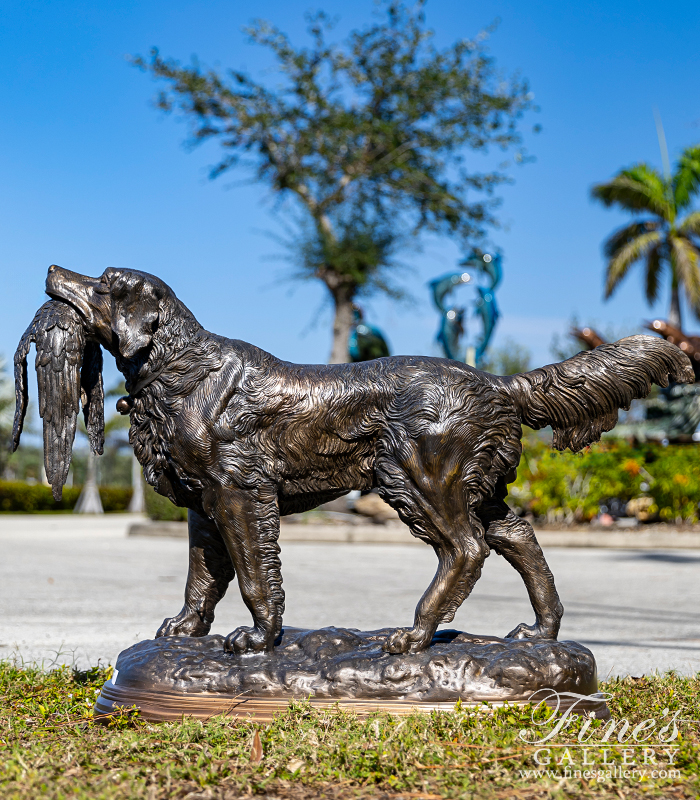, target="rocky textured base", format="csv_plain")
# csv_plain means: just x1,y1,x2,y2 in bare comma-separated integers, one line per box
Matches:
94,627,603,721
